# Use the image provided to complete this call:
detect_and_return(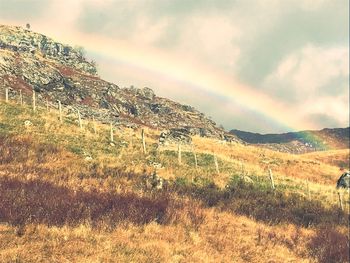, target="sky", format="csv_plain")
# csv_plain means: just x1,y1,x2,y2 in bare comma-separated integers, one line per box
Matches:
0,0,348,133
